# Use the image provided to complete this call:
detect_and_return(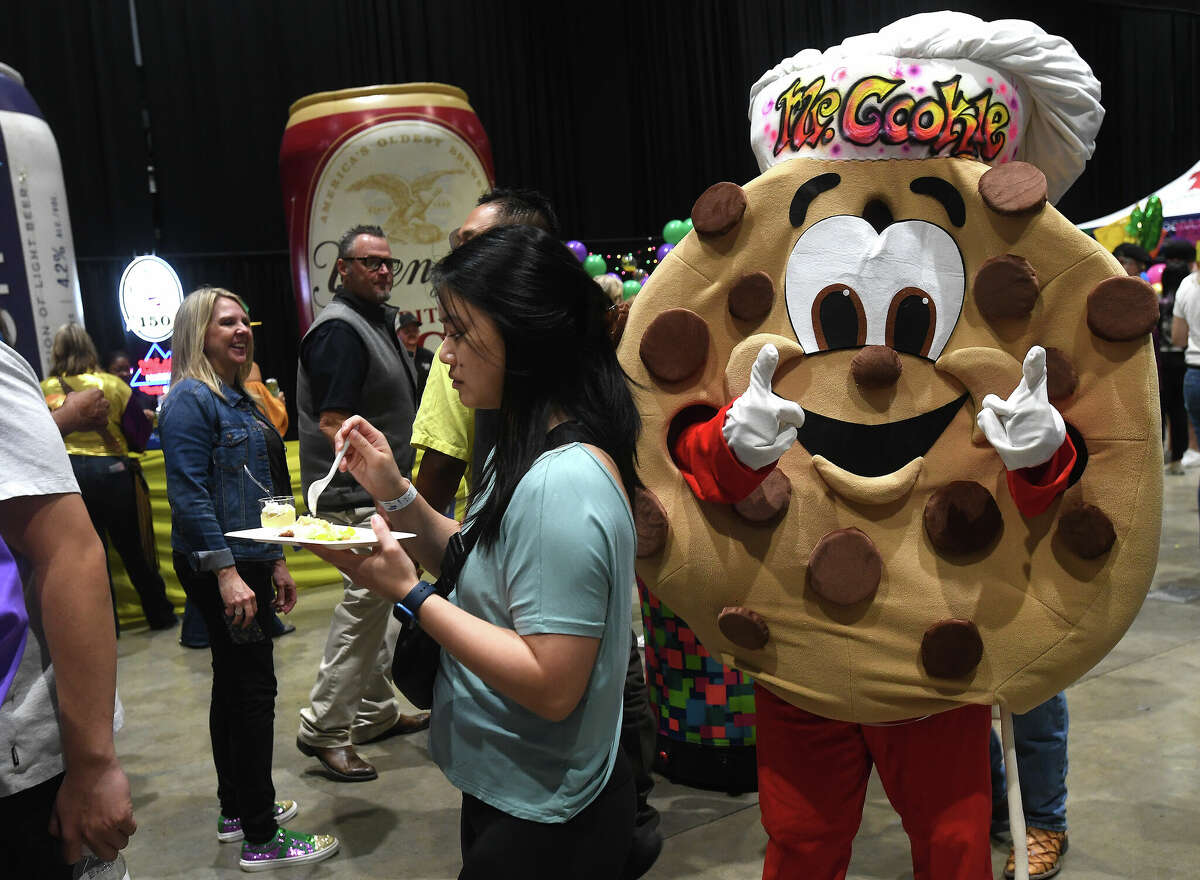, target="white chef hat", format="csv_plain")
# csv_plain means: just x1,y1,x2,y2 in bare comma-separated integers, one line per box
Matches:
748,11,1103,204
